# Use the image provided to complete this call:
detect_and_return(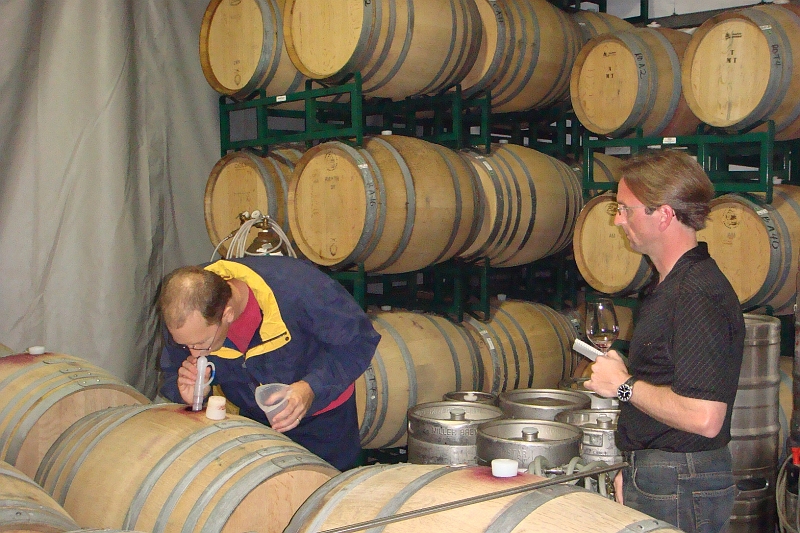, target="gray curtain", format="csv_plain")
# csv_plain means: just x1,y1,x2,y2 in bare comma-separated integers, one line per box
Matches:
0,1,221,397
